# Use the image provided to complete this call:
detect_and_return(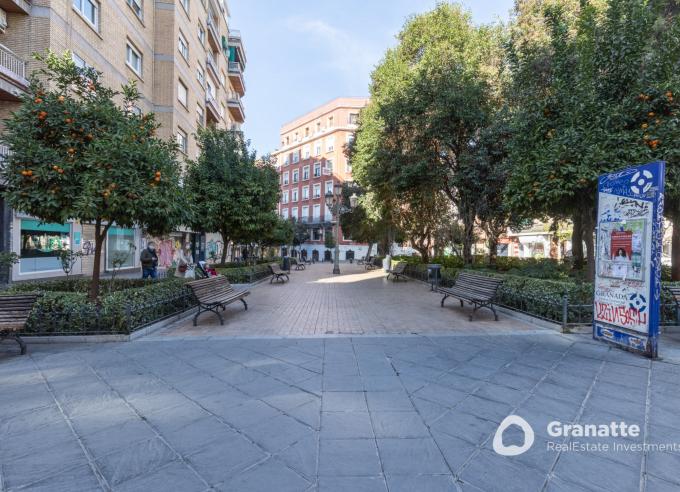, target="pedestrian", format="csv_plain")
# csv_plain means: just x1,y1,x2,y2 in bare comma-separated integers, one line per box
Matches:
140,241,158,279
